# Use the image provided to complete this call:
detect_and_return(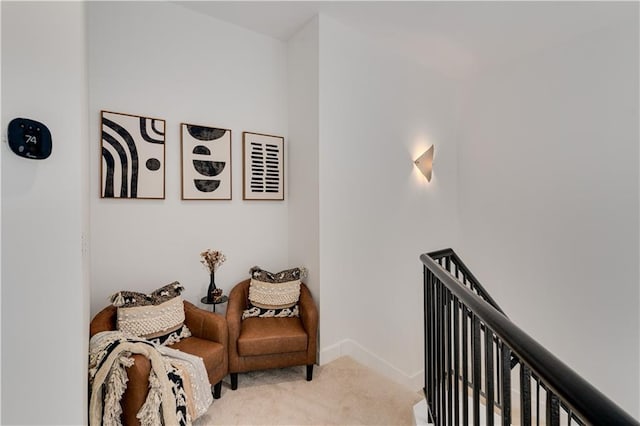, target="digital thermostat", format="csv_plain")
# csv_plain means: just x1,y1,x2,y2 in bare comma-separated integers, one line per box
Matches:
7,117,52,160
